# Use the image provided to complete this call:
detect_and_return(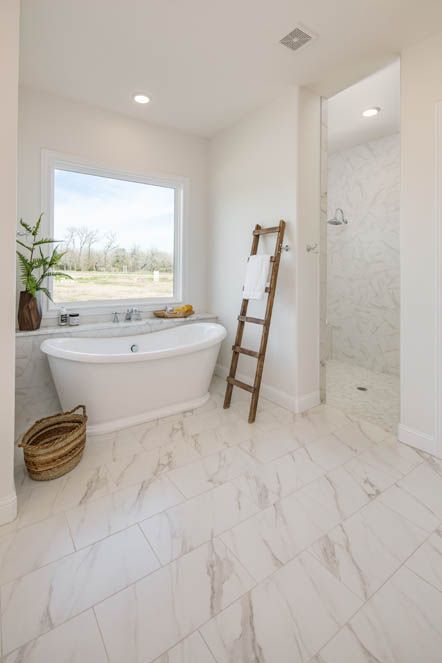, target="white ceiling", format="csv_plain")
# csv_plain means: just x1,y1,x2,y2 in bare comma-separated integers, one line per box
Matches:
328,61,400,153
19,0,442,137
